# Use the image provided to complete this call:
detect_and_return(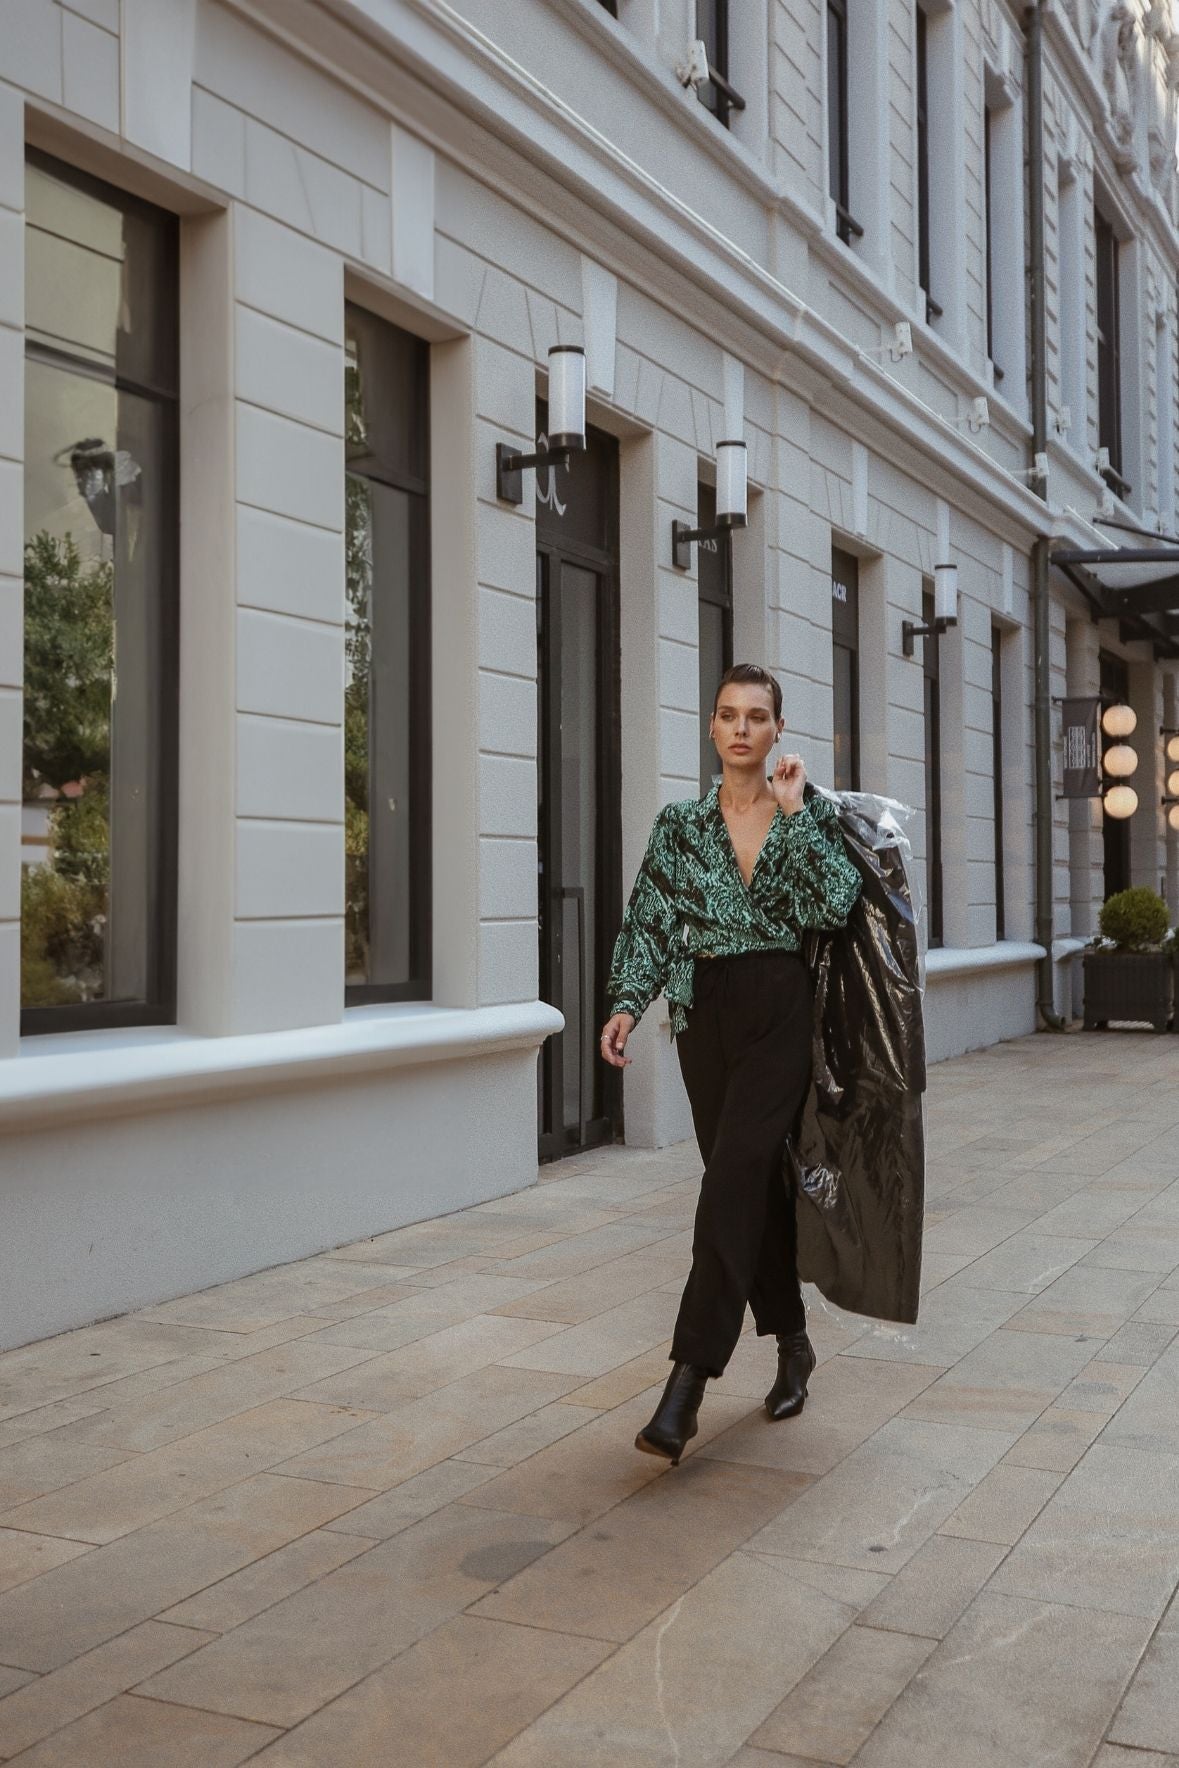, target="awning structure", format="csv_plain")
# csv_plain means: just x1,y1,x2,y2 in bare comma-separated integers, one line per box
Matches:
1052,518,1179,657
